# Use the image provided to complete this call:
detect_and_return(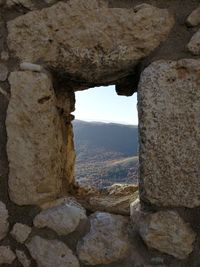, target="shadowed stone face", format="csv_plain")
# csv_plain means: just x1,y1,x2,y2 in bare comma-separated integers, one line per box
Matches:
7,0,174,84
138,59,200,208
